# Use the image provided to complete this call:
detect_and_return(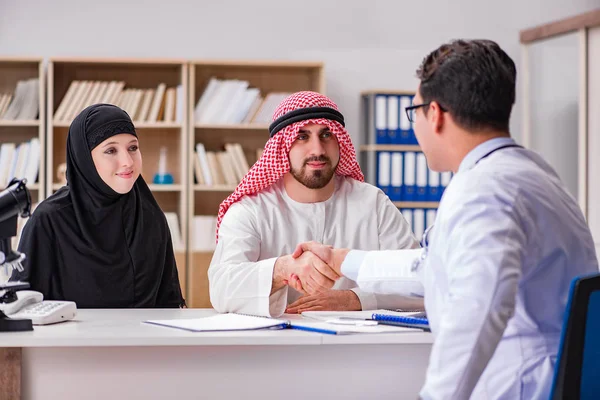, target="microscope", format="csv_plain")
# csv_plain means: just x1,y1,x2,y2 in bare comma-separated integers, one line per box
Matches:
0,178,33,331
